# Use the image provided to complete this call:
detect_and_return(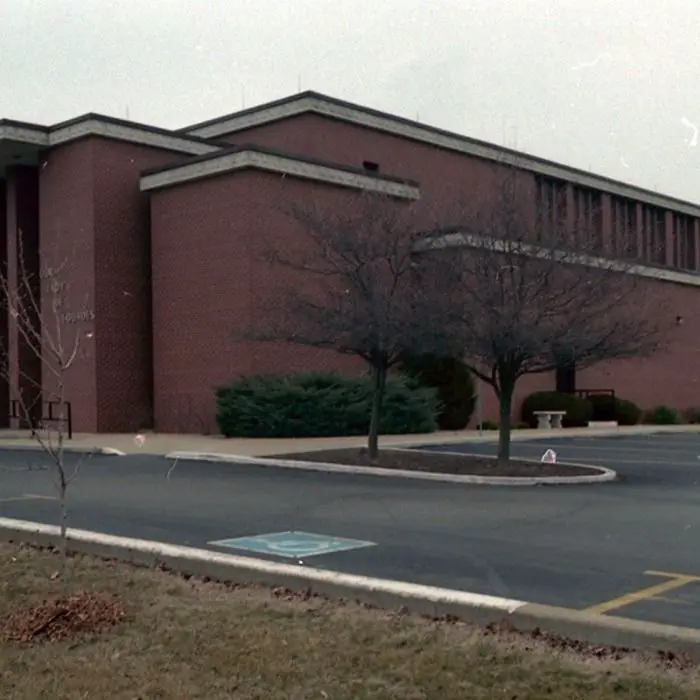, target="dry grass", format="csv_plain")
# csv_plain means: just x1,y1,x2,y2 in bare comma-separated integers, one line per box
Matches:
0,544,699,699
